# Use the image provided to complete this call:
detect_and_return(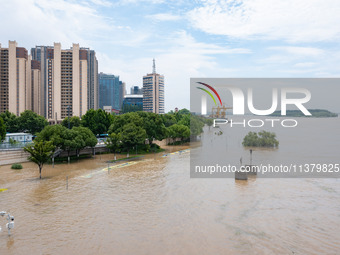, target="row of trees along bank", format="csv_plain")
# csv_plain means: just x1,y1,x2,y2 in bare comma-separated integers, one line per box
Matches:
0,108,207,179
